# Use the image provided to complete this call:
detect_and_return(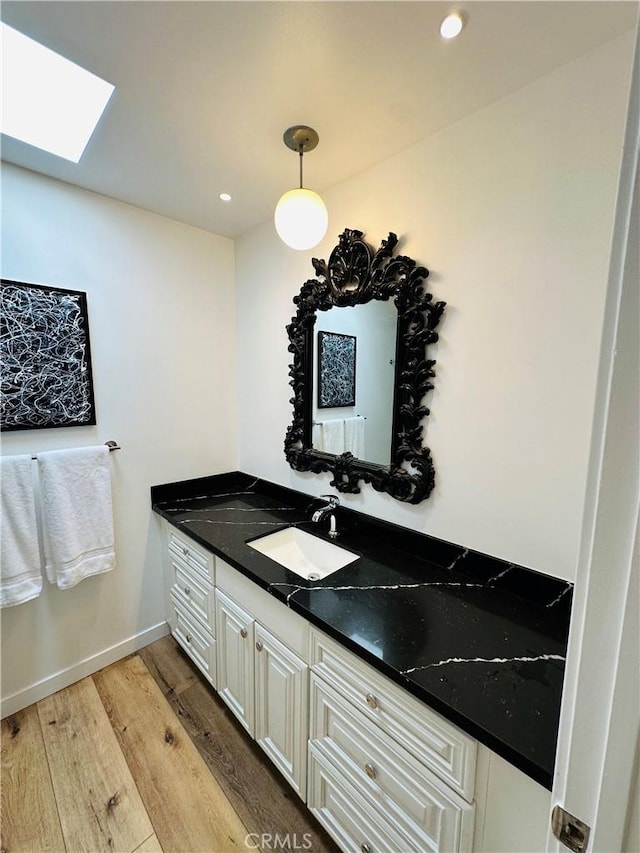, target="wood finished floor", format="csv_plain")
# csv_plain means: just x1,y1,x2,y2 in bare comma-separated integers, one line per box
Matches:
1,635,339,853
